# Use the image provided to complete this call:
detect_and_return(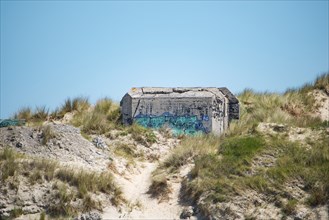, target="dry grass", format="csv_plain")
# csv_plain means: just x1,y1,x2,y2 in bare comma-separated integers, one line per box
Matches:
0,147,122,217
149,134,220,199
71,97,121,135
55,167,120,197
0,147,21,181
59,97,90,117
48,182,76,217
148,171,171,201
160,74,329,217
178,133,329,217
227,80,326,136
13,107,33,121
40,125,56,145
314,73,329,92
162,134,220,173
13,106,49,124
114,143,142,161
82,193,102,212
127,123,157,147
